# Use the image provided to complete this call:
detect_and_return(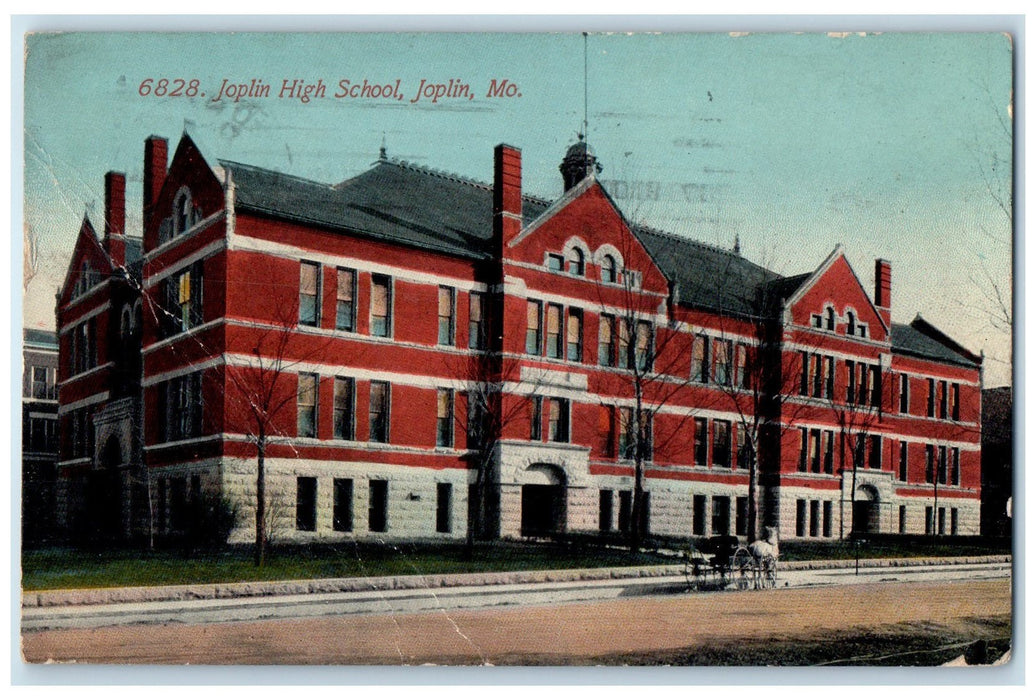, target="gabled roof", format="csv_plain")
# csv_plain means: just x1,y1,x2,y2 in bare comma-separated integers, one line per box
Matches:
891,317,981,368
